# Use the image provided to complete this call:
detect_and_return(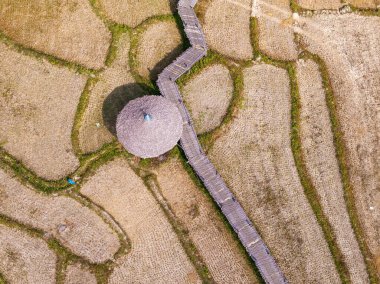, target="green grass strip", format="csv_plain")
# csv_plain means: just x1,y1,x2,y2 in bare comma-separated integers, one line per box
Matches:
300,51,379,284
